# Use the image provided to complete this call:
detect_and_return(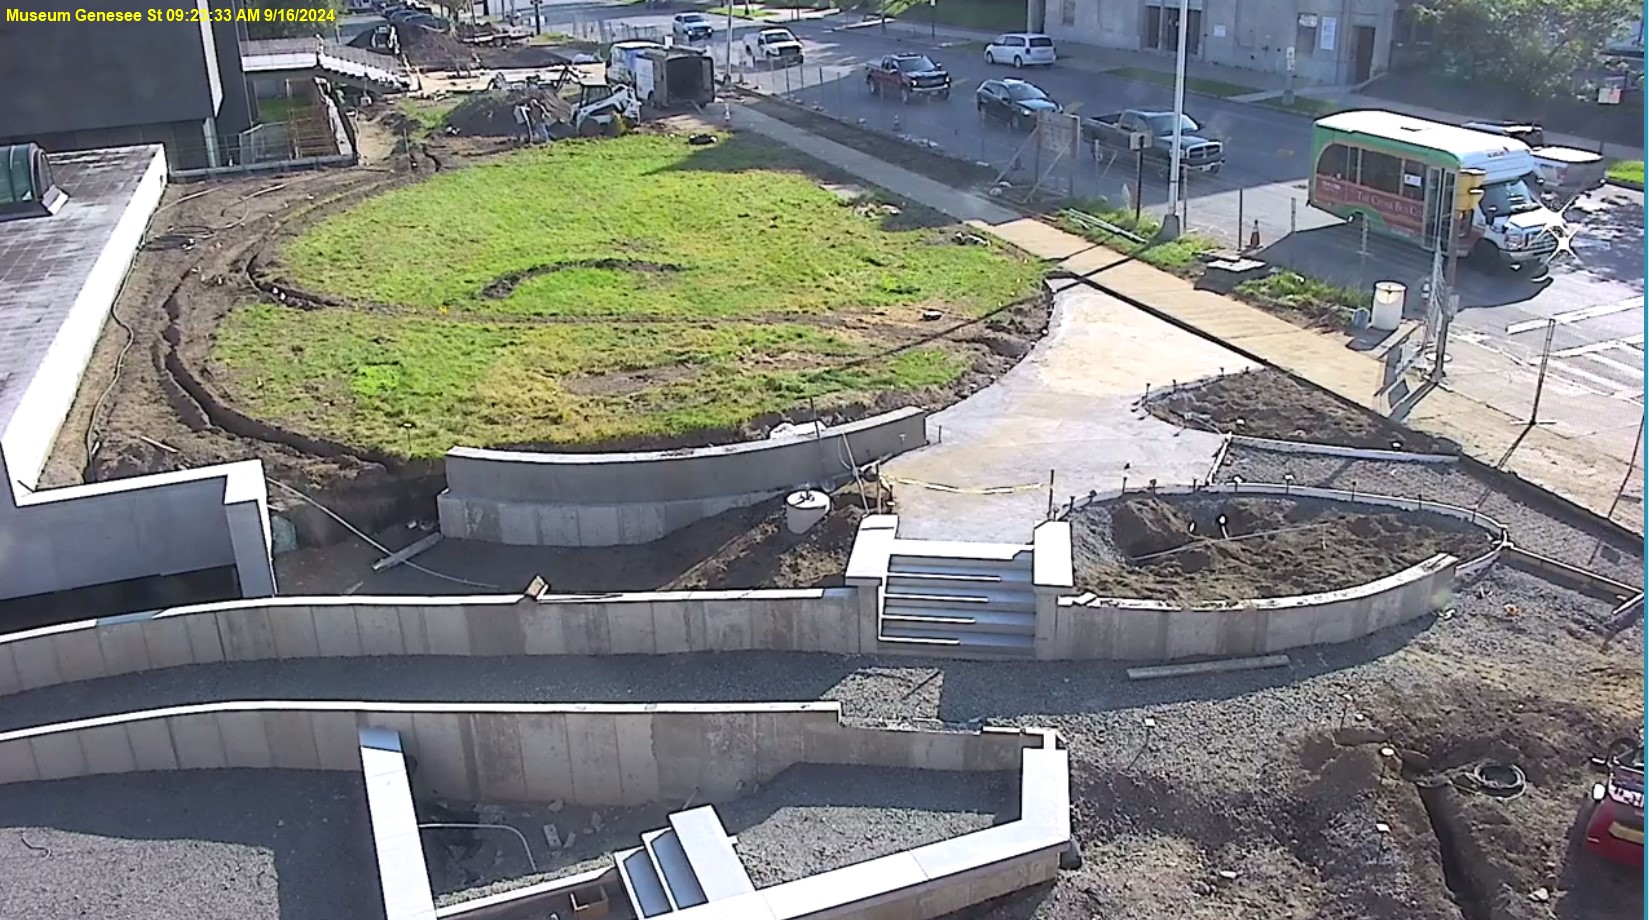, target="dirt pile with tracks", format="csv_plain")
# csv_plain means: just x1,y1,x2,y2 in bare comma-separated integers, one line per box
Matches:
1146,368,1453,453
1070,494,1492,604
